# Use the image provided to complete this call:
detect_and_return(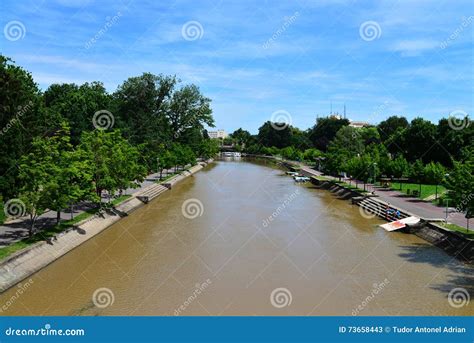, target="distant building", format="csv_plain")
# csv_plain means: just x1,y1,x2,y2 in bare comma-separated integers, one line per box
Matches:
208,129,228,139
316,113,369,128
348,121,369,128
